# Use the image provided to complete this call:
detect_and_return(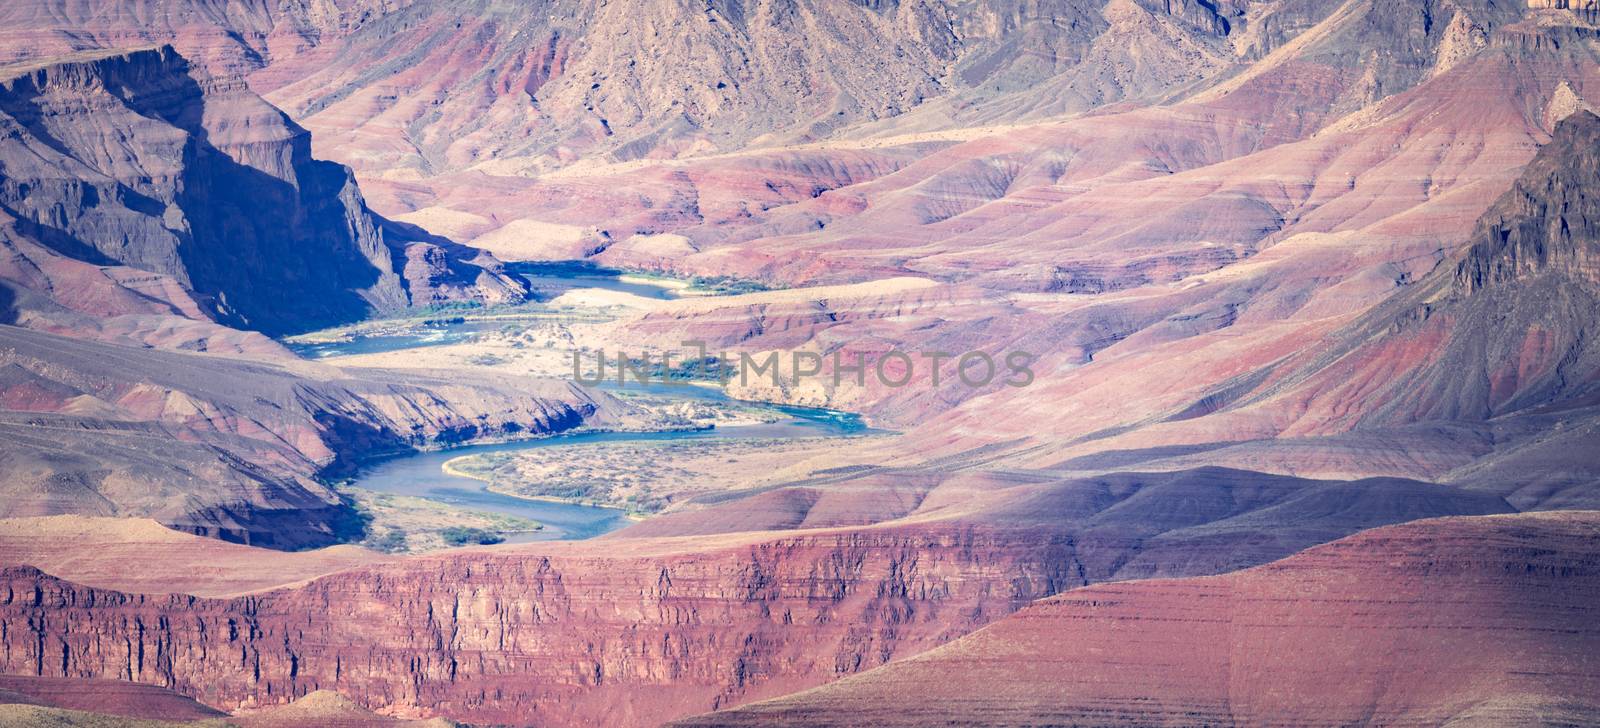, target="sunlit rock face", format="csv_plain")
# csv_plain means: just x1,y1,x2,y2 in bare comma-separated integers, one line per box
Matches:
671,512,1600,727
0,2,1598,727
0,324,625,549
0,526,1083,726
